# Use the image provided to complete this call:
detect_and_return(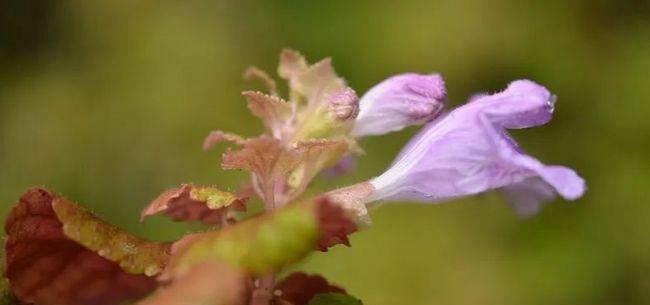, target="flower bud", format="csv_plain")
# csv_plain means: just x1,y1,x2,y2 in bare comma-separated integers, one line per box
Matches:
328,88,359,121
292,87,359,140
351,73,446,137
